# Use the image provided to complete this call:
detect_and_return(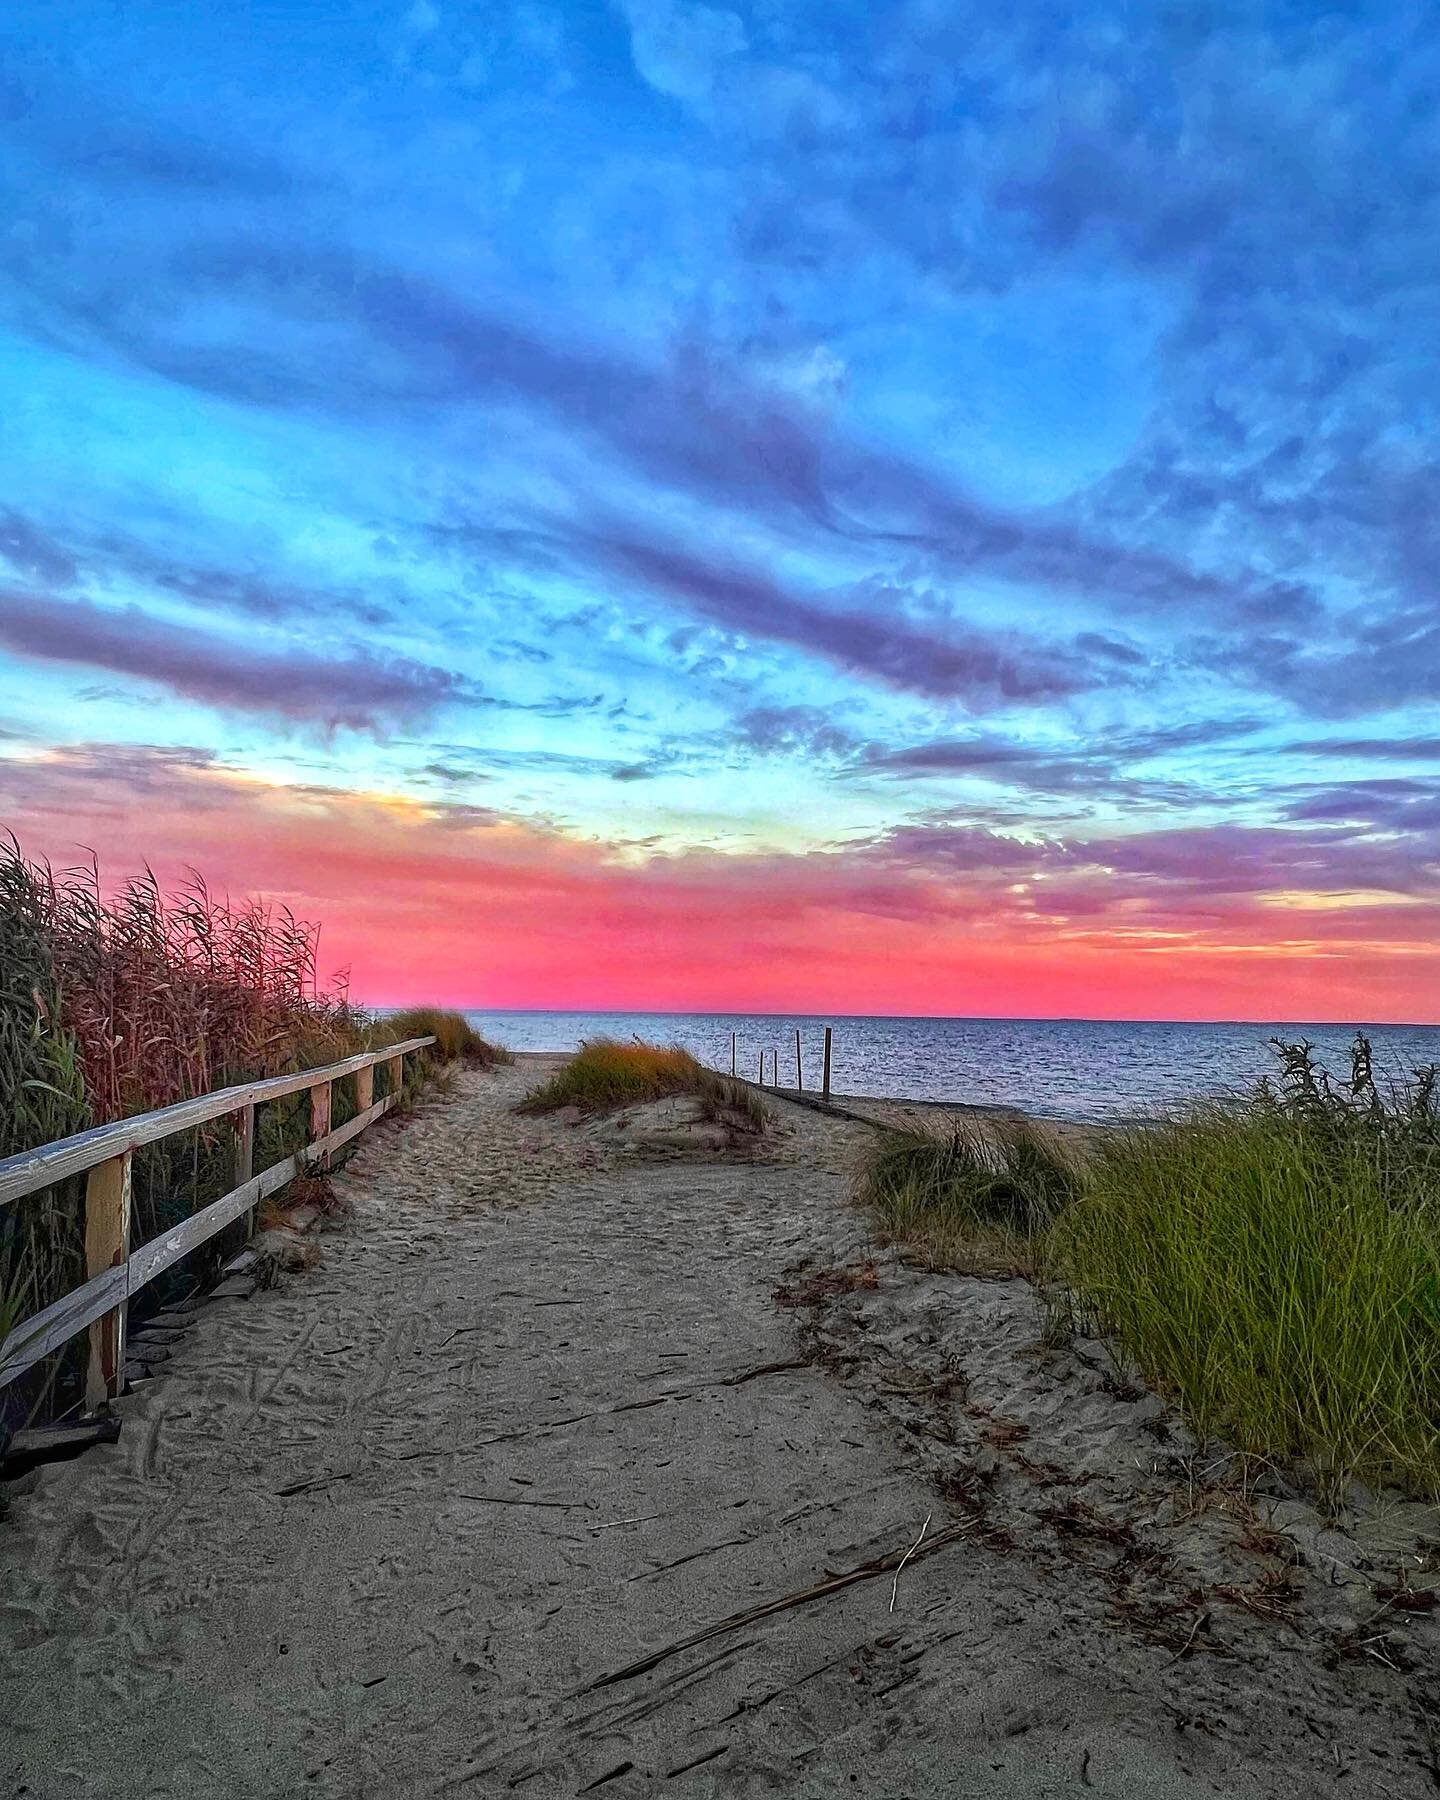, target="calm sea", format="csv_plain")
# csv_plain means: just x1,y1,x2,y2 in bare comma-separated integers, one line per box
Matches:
459,1010,1440,1123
